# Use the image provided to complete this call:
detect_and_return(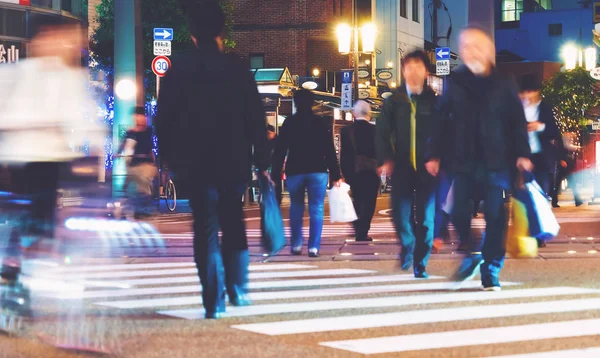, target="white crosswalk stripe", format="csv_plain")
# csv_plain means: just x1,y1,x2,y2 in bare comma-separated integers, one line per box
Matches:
32,261,600,356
